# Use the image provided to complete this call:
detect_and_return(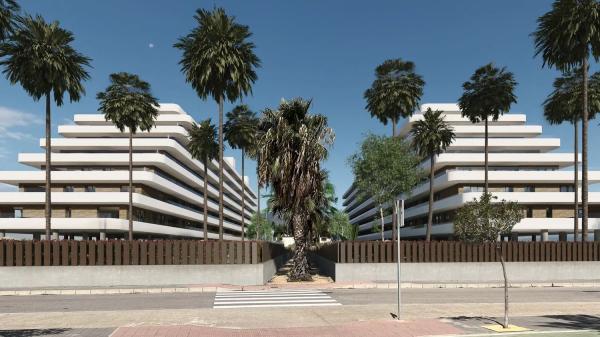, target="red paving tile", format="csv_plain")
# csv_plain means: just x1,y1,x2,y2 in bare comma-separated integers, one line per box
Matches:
112,319,463,337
